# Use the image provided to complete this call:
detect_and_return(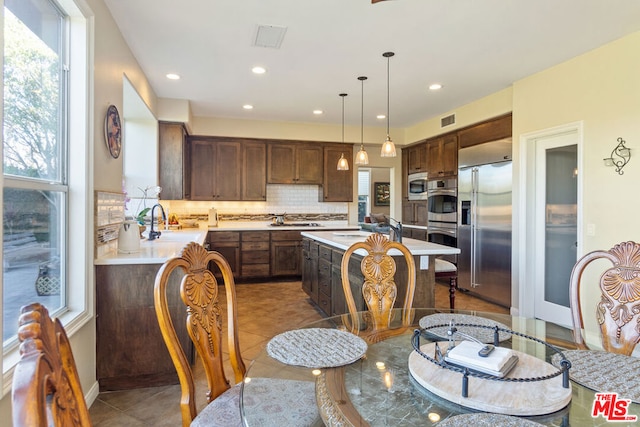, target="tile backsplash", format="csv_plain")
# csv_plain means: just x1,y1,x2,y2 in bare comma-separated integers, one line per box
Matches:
163,184,348,218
